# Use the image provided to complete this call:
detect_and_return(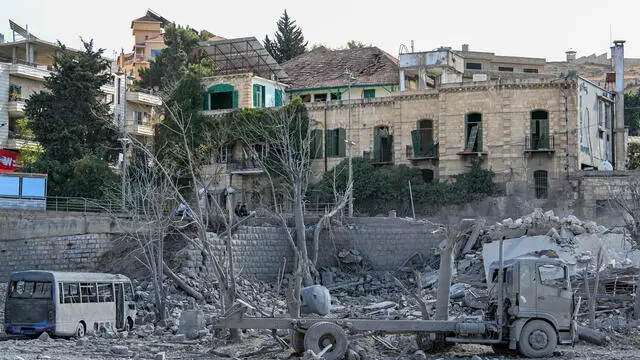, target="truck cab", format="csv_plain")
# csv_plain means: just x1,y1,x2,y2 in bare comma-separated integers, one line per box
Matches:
487,256,575,357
